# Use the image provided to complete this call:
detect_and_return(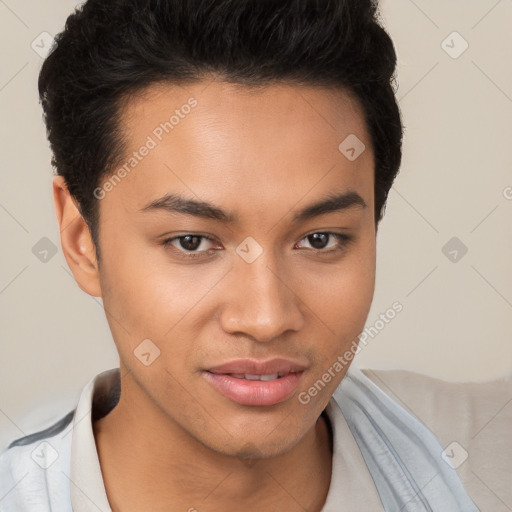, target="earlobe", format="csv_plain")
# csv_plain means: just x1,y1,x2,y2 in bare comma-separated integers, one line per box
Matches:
52,176,102,298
